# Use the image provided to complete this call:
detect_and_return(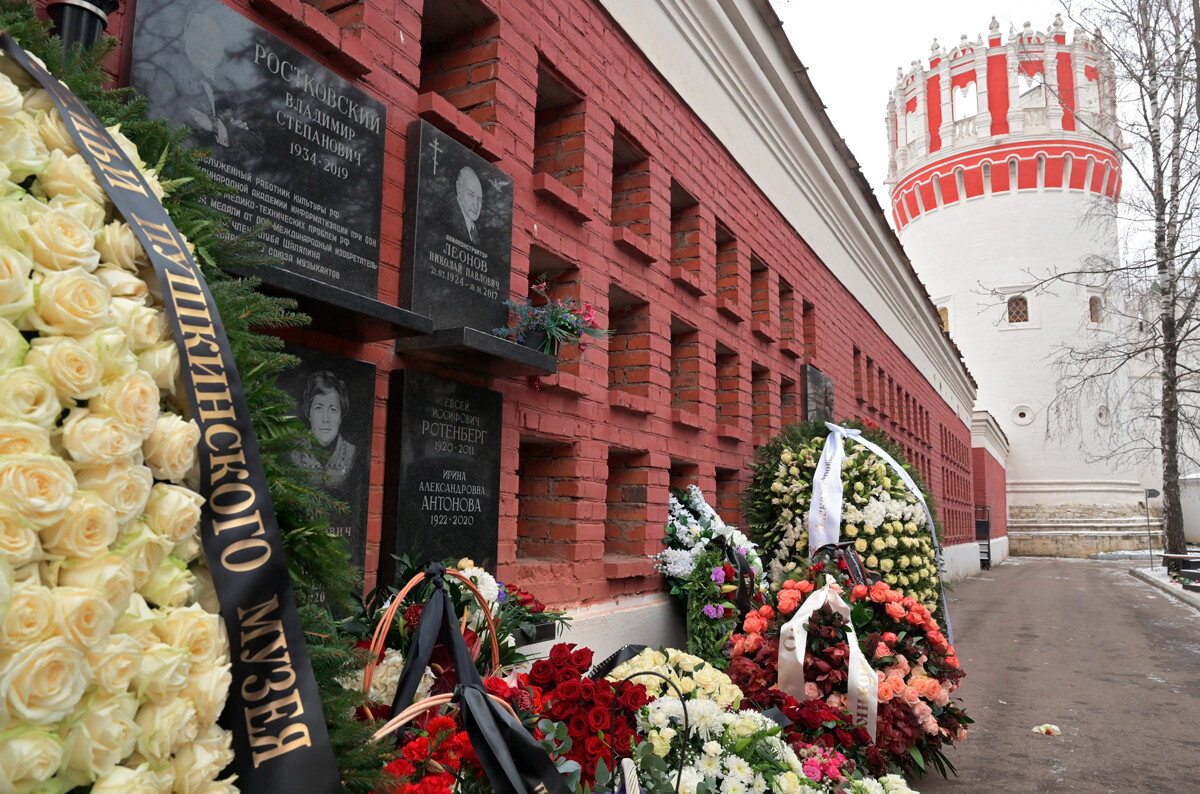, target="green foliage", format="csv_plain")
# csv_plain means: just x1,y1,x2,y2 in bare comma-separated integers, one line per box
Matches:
0,5,390,788
683,545,736,668
491,274,609,355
